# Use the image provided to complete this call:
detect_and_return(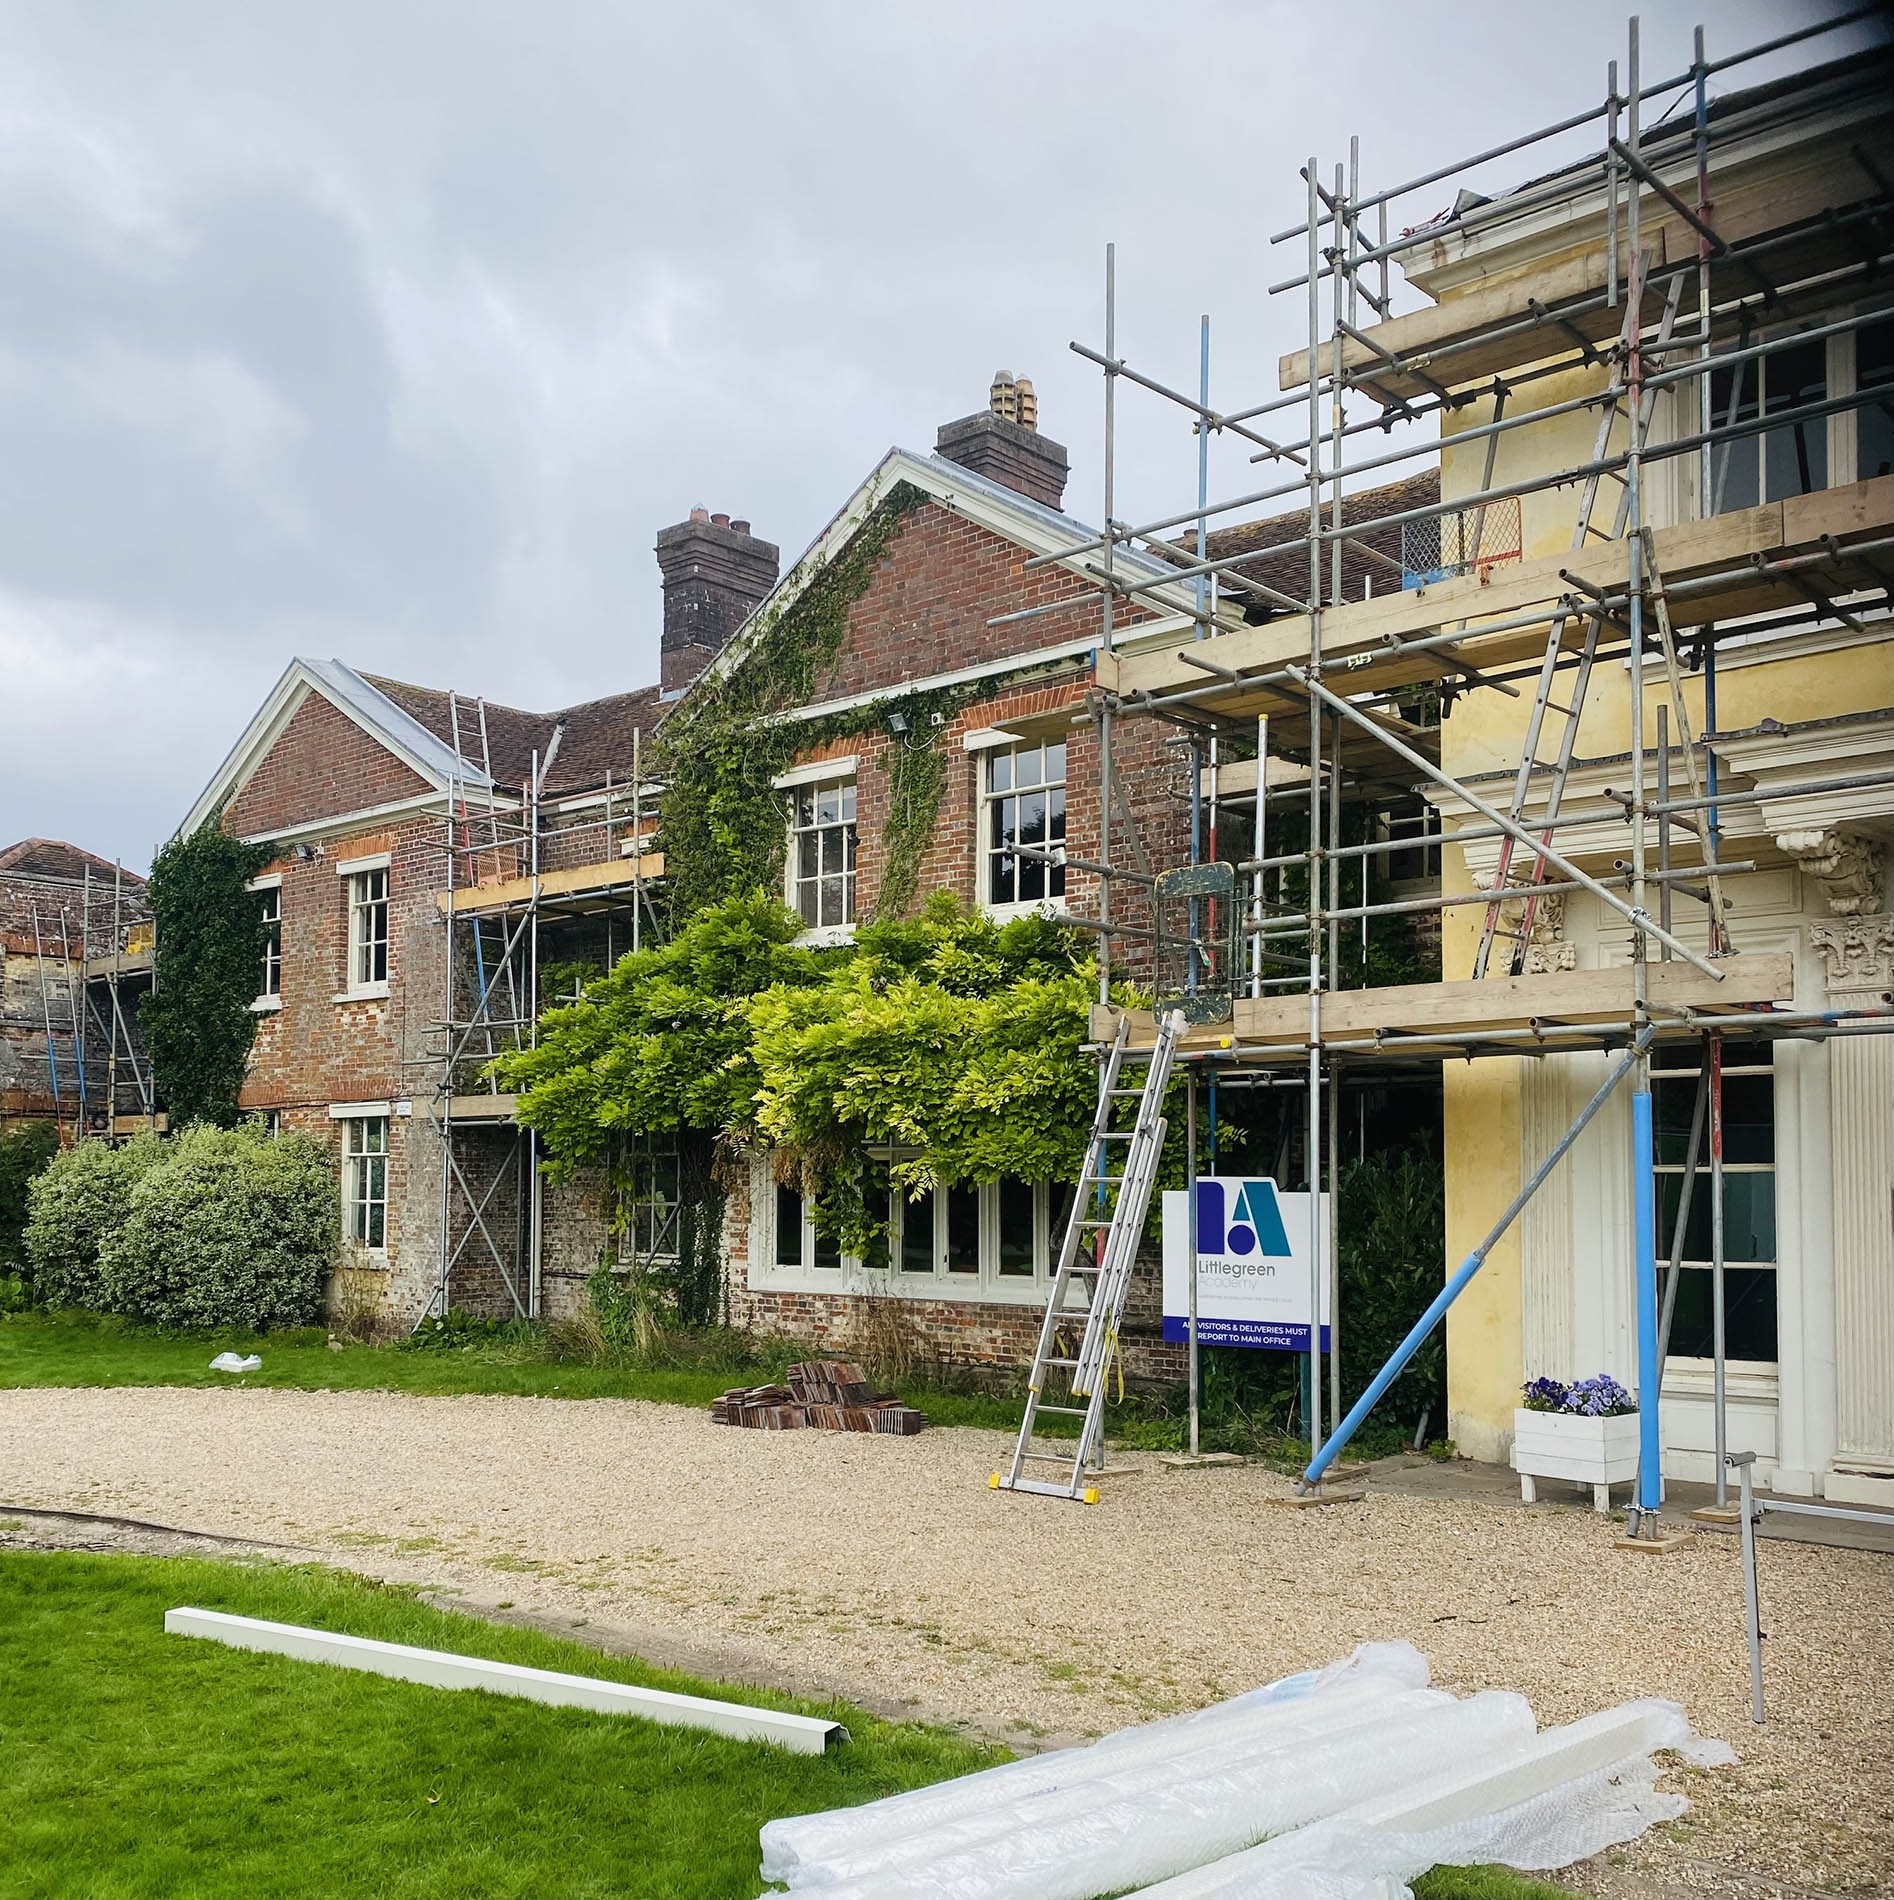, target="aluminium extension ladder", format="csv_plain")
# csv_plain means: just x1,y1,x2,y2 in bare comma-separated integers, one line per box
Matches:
994,1007,1185,1502
1473,272,1688,978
